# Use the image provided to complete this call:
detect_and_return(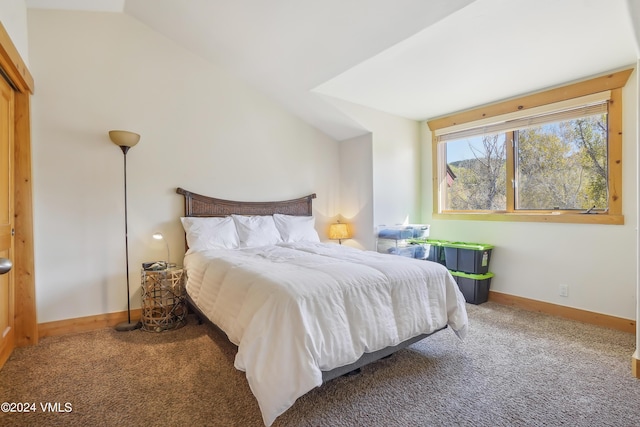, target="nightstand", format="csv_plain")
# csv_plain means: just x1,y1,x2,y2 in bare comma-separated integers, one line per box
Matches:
140,266,187,332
